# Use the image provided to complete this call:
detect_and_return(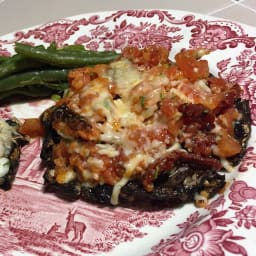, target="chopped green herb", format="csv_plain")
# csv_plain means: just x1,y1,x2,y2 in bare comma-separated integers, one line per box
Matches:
51,94,61,102
160,91,165,100
154,166,160,179
139,95,145,108
103,98,111,110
